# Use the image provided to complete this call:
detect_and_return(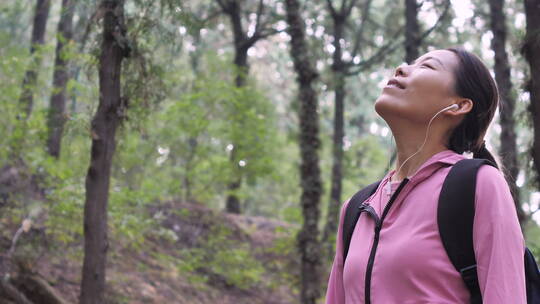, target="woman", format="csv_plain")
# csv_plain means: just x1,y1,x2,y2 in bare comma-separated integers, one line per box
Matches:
325,47,526,303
